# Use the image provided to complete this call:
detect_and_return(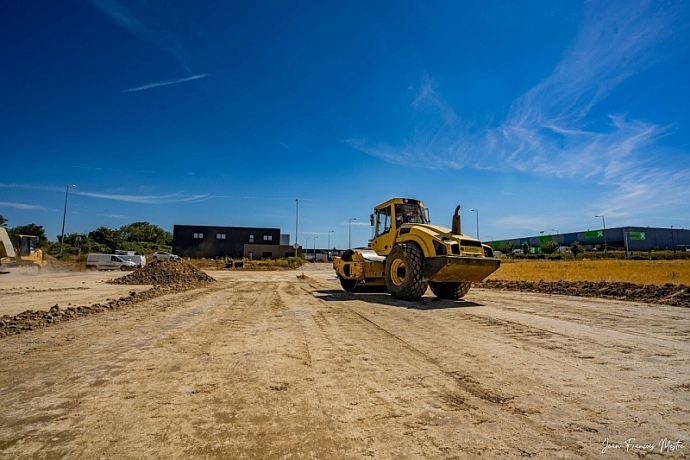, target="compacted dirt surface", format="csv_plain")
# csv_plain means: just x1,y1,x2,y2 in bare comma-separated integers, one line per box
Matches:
0,262,688,459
